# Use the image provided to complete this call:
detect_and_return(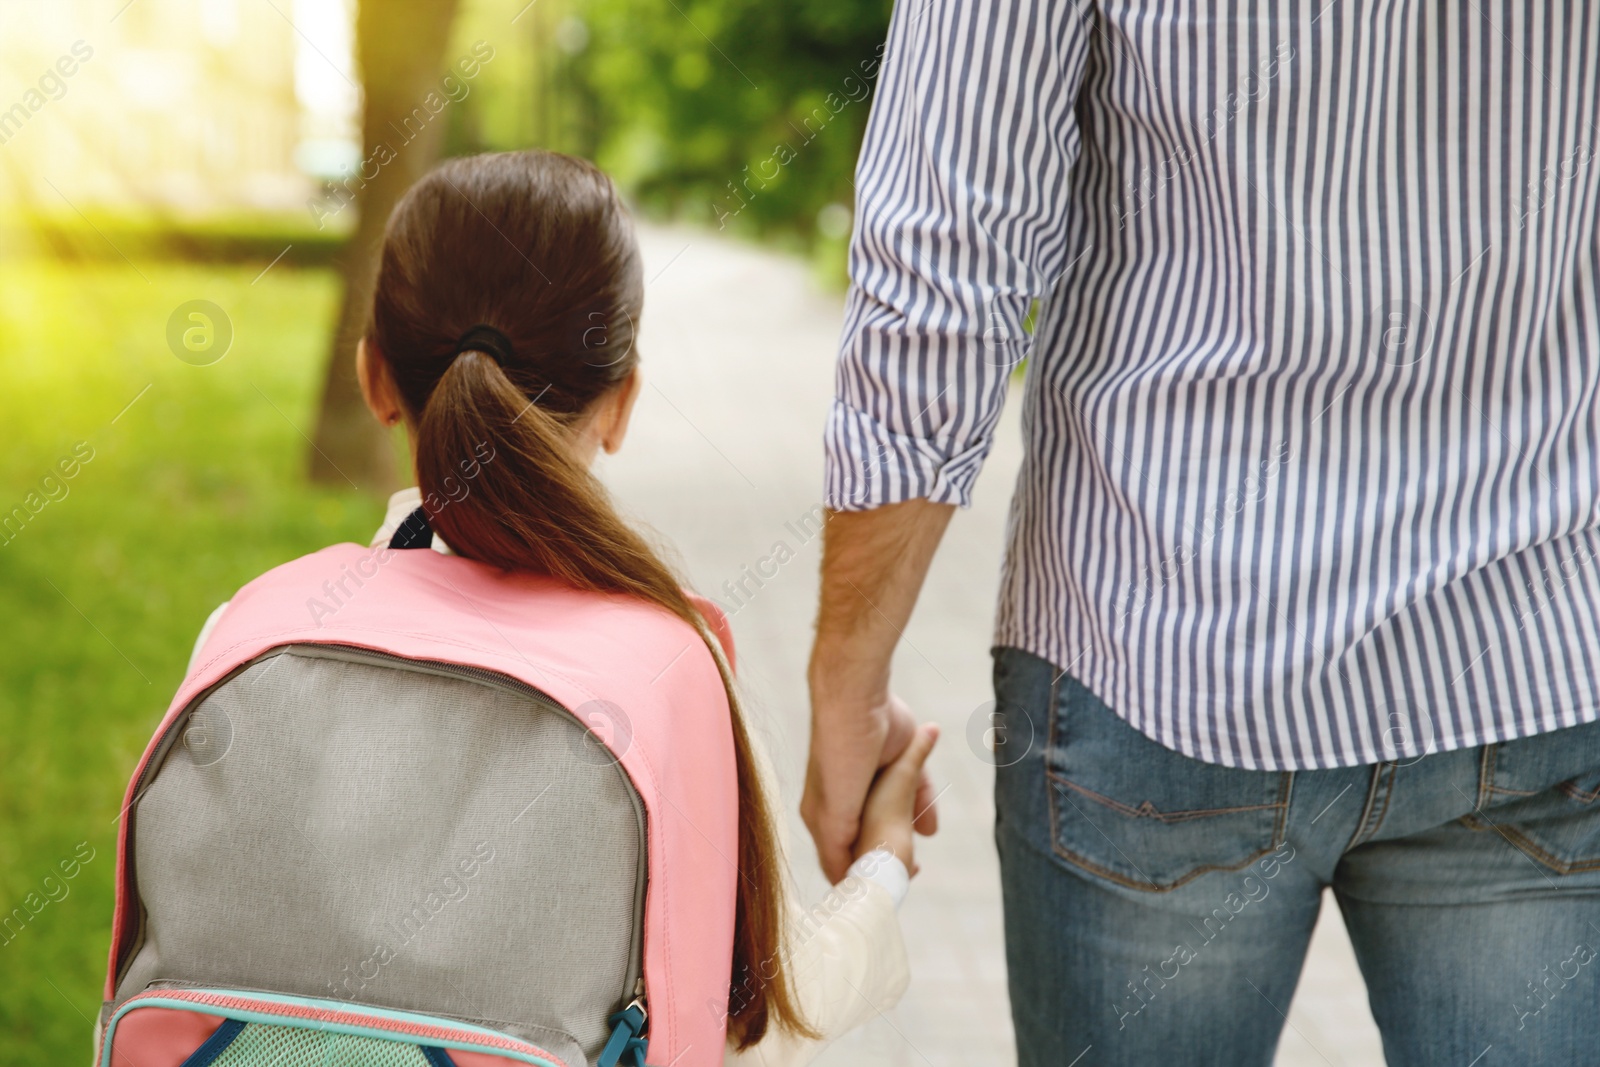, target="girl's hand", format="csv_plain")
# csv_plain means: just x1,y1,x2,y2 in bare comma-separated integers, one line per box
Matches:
852,722,940,875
